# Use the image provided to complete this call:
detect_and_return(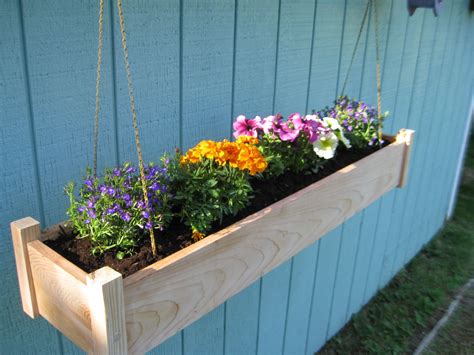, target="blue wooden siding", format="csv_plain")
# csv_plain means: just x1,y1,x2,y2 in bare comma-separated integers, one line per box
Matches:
0,0,473,353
